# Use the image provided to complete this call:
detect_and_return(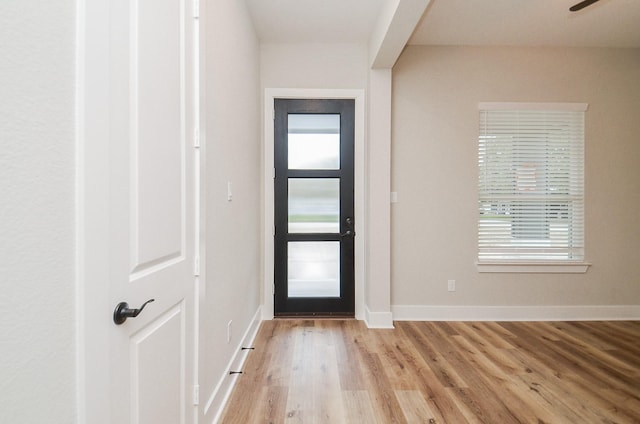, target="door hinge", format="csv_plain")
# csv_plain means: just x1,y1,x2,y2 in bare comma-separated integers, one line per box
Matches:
272,225,275,237
273,167,276,179
272,108,275,120
193,385,200,405
272,284,275,295
194,256,200,276
193,0,200,19
193,128,200,149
